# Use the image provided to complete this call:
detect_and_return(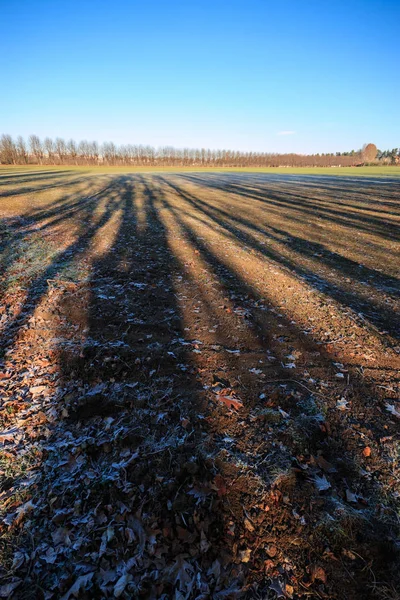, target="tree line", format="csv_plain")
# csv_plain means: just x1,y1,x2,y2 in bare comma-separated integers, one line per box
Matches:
0,134,398,167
